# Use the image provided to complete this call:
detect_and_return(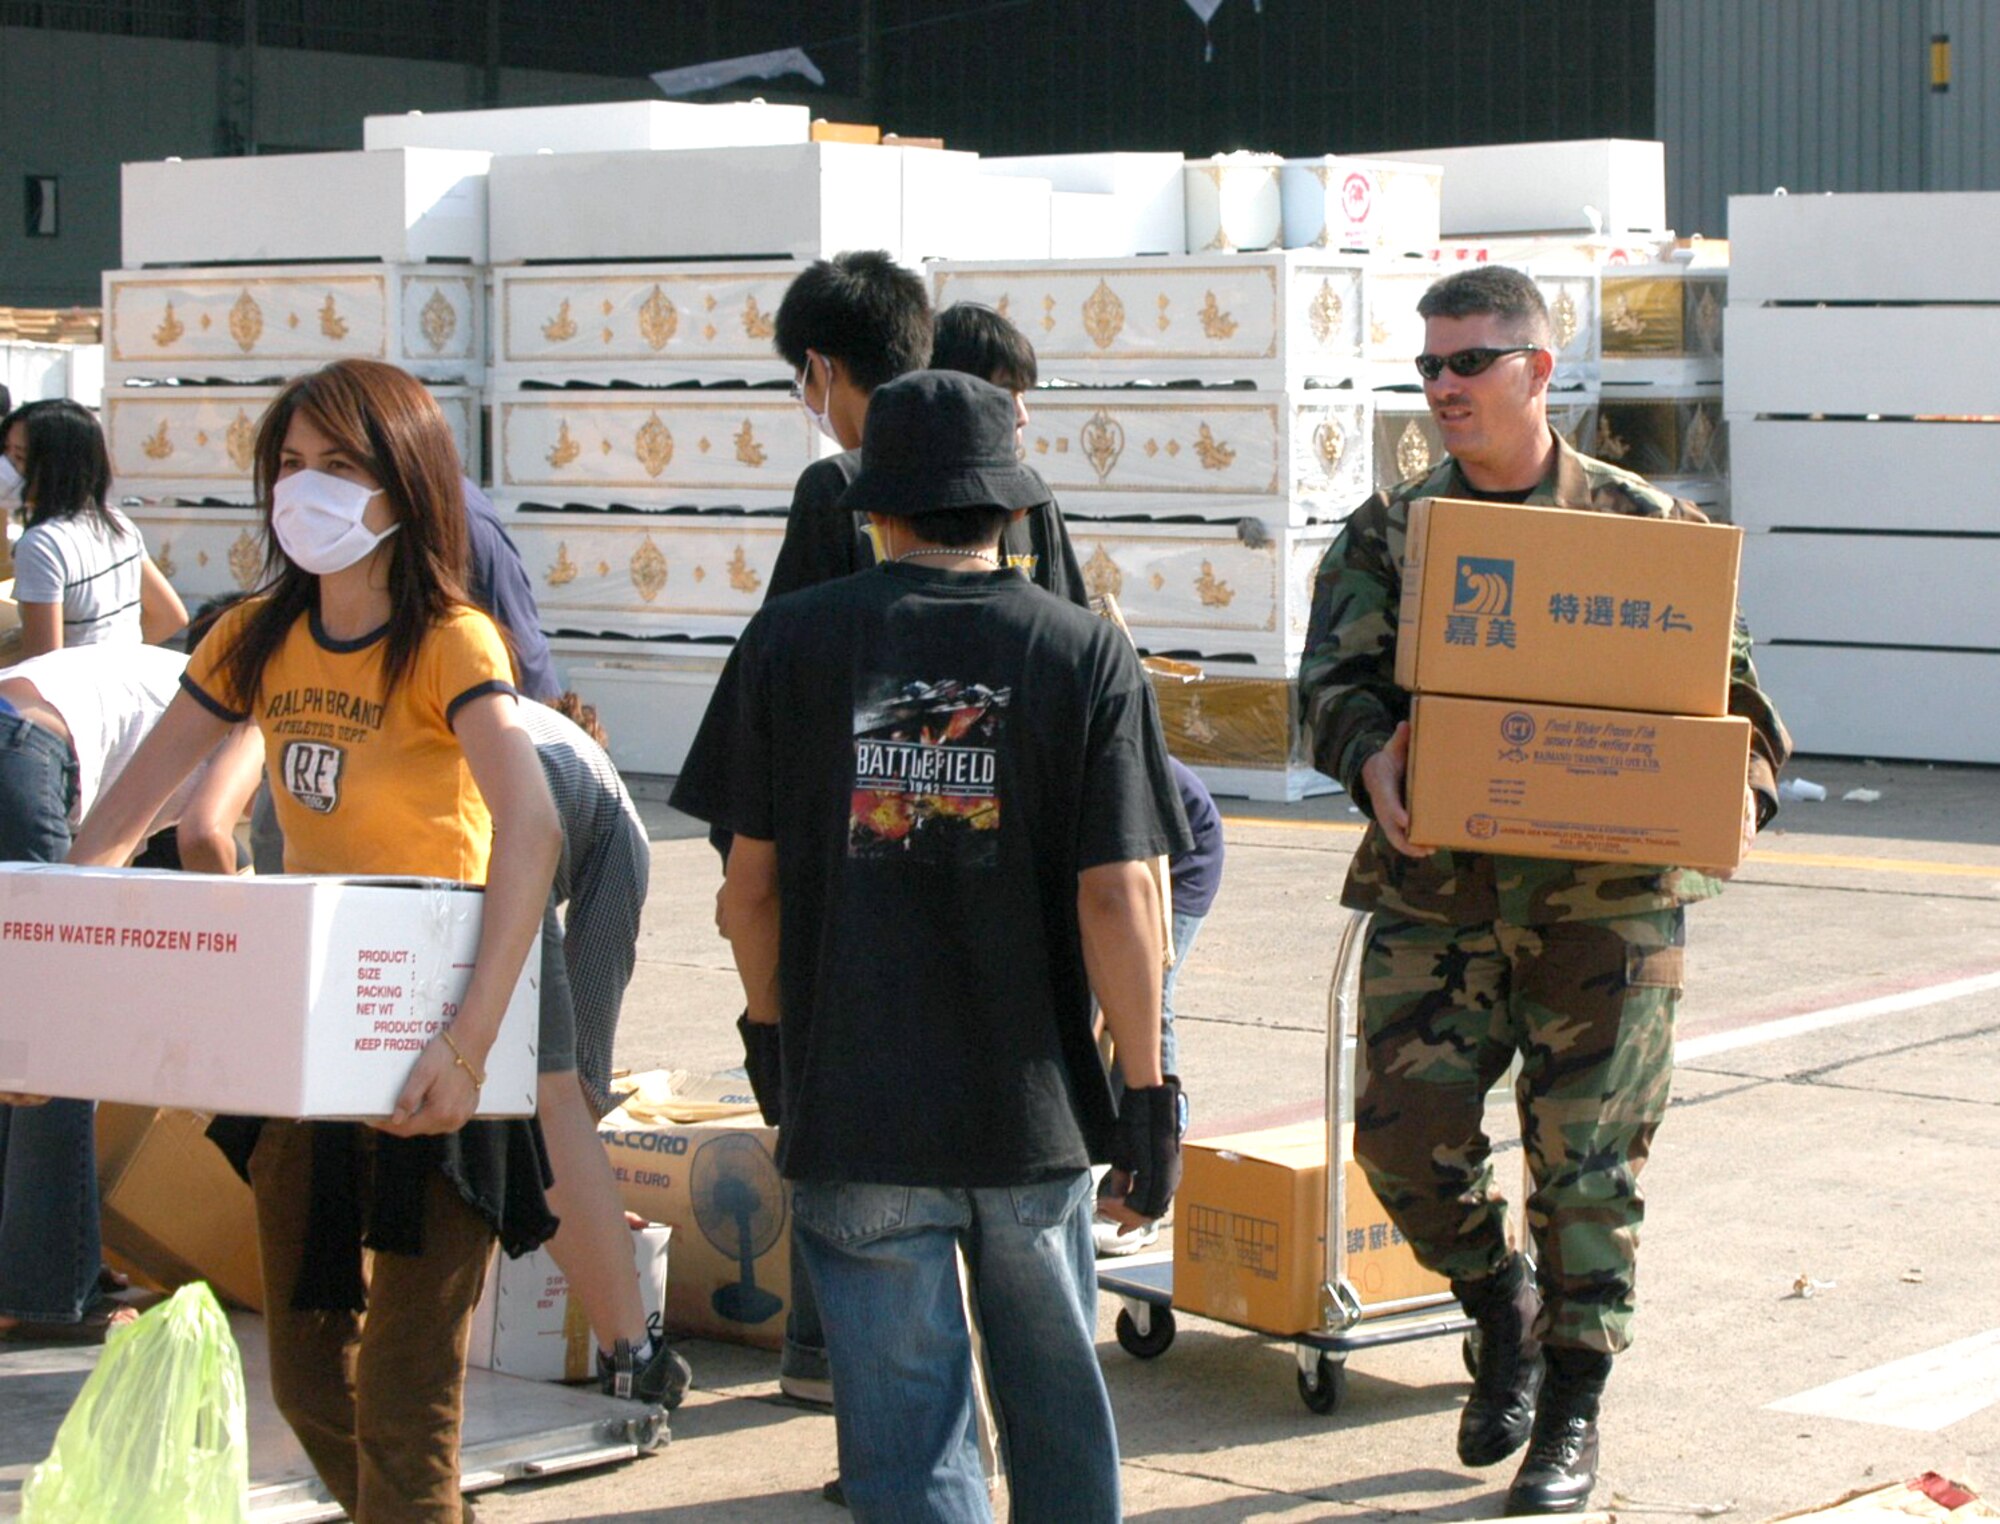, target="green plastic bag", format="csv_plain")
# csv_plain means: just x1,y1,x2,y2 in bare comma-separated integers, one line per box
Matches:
21,1281,250,1523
